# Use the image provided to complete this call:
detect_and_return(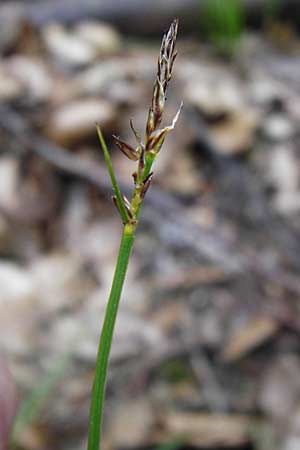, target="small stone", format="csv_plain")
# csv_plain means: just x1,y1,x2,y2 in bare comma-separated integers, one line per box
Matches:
268,145,300,214
0,66,23,101
0,262,37,354
210,110,258,155
43,23,97,66
30,252,92,313
283,436,300,450
185,81,242,119
250,78,285,107
72,60,129,96
275,193,300,215
6,56,53,101
0,262,35,306
259,355,300,422
269,146,298,193
0,157,19,208
75,21,121,55
263,114,295,141
107,399,154,449
46,98,116,145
